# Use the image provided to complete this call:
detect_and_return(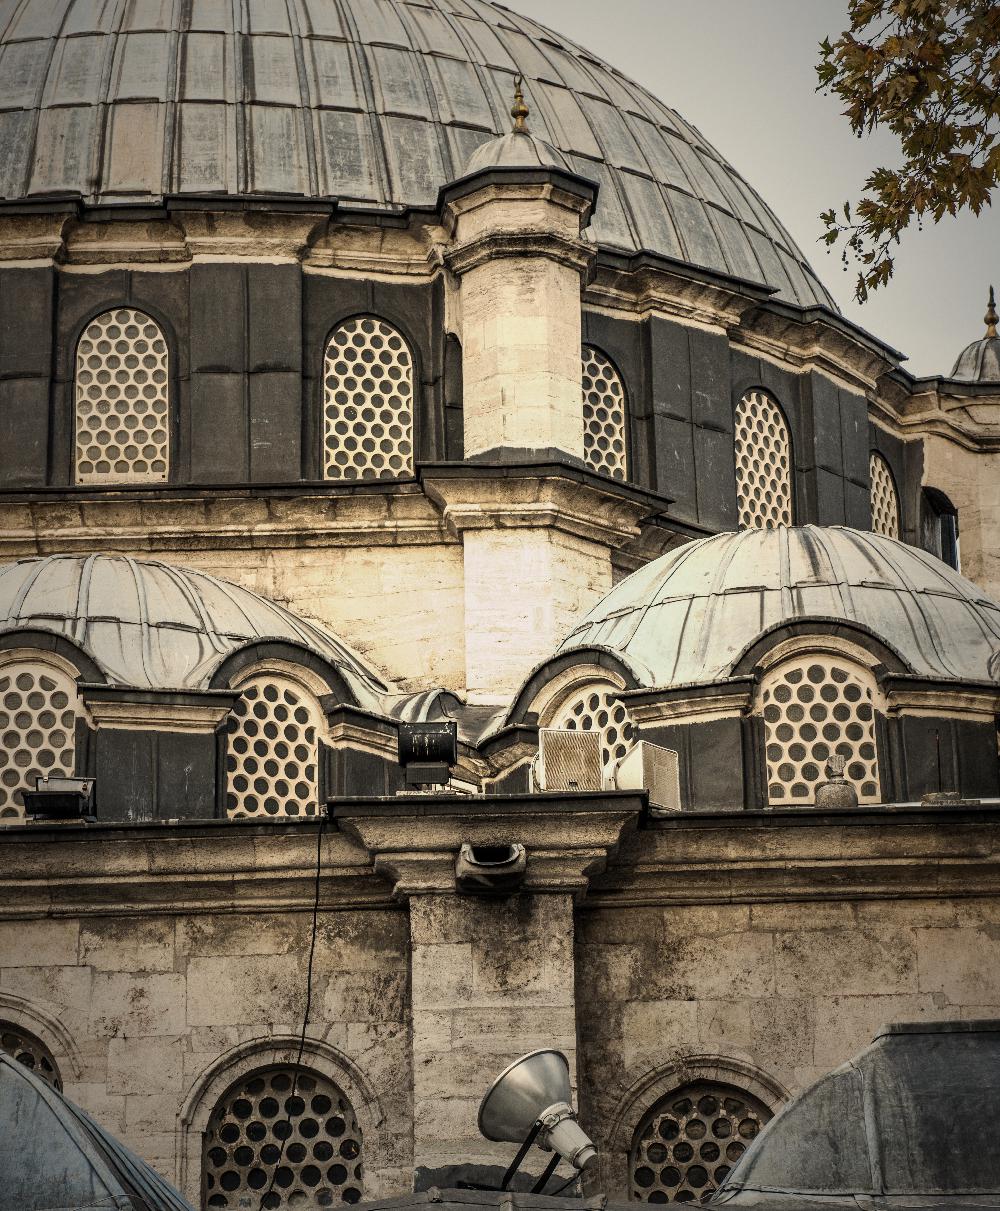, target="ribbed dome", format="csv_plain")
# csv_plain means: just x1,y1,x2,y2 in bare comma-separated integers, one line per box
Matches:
951,336,1000,381
0,554,388,703
559,526,1000,687
0,0,833,308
